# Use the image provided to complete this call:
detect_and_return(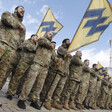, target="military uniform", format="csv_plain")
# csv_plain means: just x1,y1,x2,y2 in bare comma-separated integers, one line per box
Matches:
75,65,91,106
93,74,102,108
105,82,112,109
40,51,62,101
19,37,58,103
84,68,97,108
98,78,109,108
52,44,71,103
109,83,112,109
7,39,38,96
0,11,26,89
62,55,83,110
